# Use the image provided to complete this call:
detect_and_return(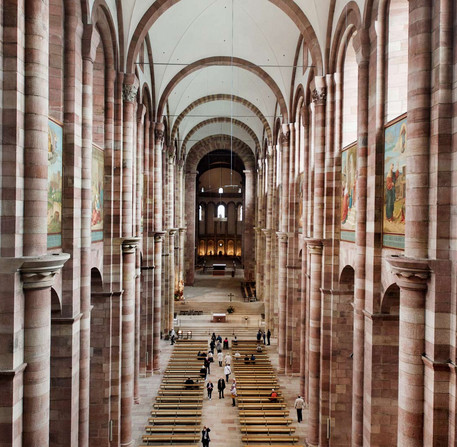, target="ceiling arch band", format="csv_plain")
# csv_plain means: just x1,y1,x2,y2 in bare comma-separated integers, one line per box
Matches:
171,93,273,143
126,0,323,75
185,134,255,173
156,56,289,122
181,117,261,156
